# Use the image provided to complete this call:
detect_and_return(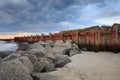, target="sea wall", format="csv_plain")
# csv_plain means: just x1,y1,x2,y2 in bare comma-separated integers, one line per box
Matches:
14,23,120,52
